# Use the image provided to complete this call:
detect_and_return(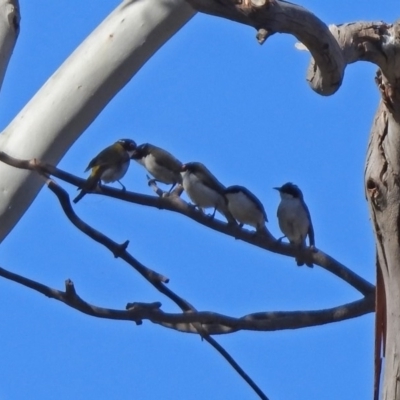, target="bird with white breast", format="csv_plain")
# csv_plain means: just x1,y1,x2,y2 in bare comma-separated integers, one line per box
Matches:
274,182,315,267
